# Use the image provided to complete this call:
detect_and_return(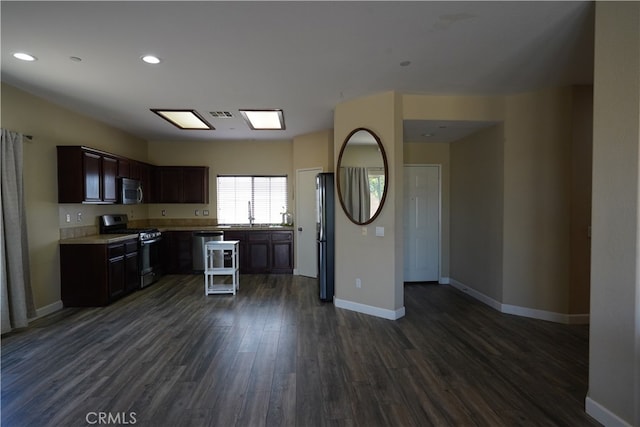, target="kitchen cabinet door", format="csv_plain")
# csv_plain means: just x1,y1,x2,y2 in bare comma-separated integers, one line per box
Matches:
83,150,102,202
108,242,126,301
125,241,140,292
138,162,154,203
183,167,209,203
108,254,126,300
118,158,130,178
102,155,118,203
271,231,293,273
246,232,271,273
158,167,183,203
161,231,193,274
